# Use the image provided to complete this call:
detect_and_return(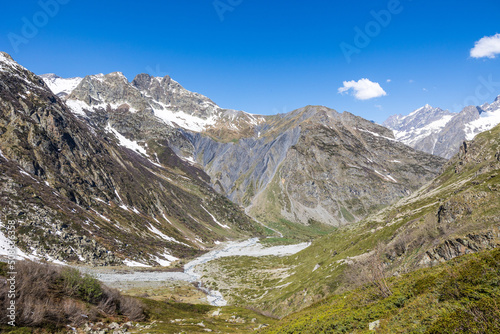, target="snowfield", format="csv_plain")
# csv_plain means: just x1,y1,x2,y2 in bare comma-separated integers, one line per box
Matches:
41,75,83,96
152,101,218,132
465,107,500,140
0,222,38,261
105,123,147,155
